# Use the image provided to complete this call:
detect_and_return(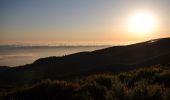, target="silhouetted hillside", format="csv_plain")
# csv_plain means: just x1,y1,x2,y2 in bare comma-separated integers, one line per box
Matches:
0,38,170,87
1,65,170,100
0,66,10,73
